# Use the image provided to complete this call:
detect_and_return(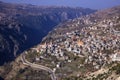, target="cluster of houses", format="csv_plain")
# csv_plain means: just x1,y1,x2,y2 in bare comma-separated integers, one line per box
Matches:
30,16,120,70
